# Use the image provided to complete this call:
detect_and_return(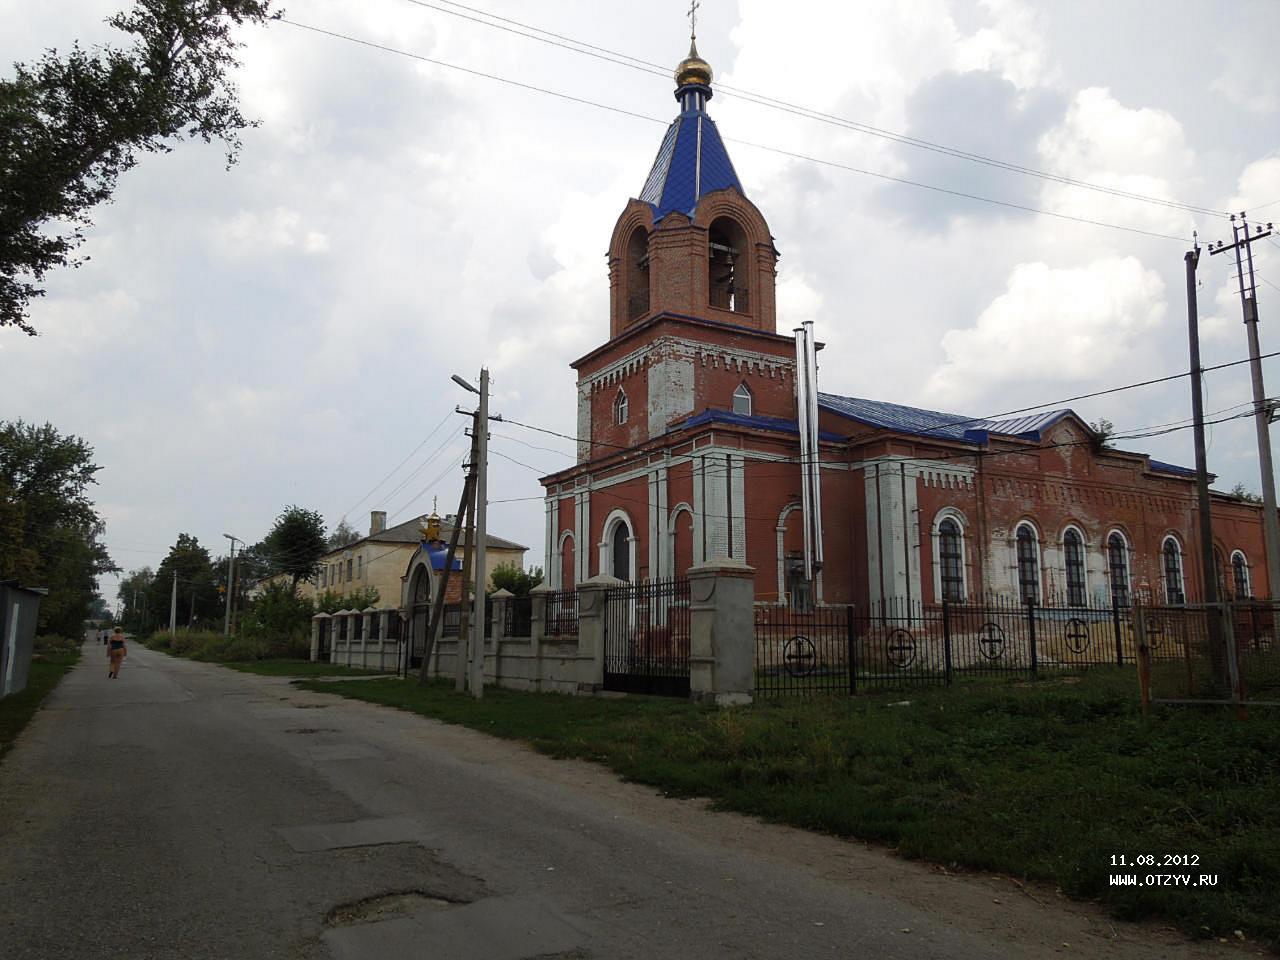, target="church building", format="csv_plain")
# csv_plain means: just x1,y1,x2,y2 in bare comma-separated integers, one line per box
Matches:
539,38,1270,610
